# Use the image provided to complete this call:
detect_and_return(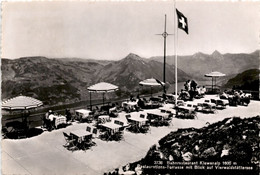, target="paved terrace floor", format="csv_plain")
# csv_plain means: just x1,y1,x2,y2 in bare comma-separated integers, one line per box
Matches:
2,95,260,175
